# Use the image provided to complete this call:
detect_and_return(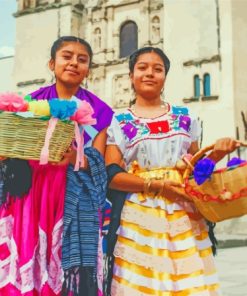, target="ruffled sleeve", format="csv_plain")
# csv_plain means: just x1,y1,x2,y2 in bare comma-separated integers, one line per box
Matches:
189,115,202,142
107,115,126,155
